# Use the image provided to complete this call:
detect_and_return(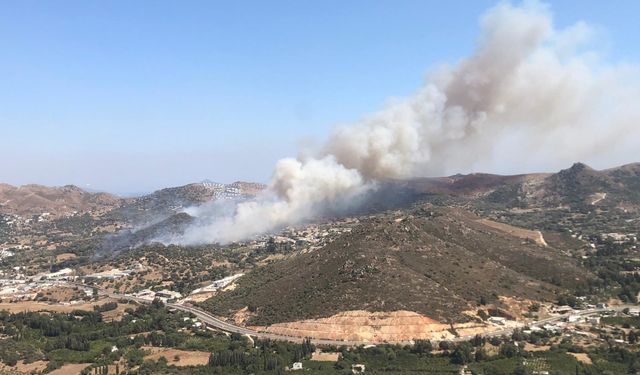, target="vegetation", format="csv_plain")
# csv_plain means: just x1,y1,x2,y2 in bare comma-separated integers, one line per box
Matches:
202,206,587,325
